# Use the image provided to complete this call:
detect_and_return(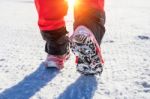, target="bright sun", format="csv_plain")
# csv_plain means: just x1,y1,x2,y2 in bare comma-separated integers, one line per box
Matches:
66,0,75,7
